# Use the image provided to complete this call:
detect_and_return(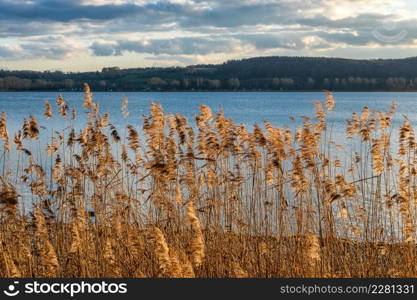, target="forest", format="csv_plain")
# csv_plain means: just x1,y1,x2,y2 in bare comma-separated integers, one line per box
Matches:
3,56,417,91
